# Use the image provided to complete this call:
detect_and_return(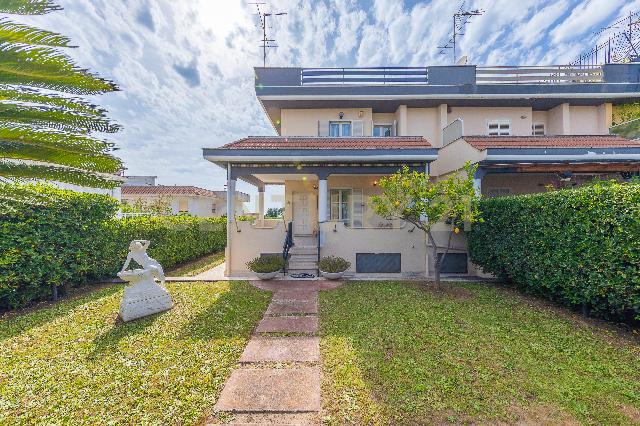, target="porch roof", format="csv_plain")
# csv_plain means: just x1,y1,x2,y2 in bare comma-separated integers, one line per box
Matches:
464,135,640,150
203,136,438,165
